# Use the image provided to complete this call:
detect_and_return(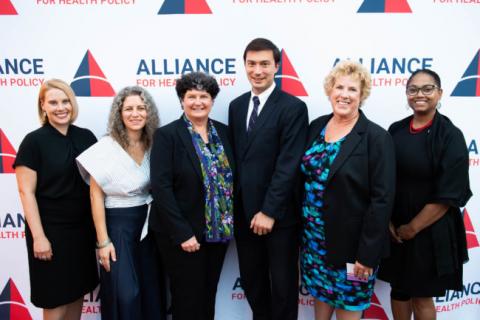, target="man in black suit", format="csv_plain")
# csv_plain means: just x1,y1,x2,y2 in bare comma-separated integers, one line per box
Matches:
228,38,308,320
